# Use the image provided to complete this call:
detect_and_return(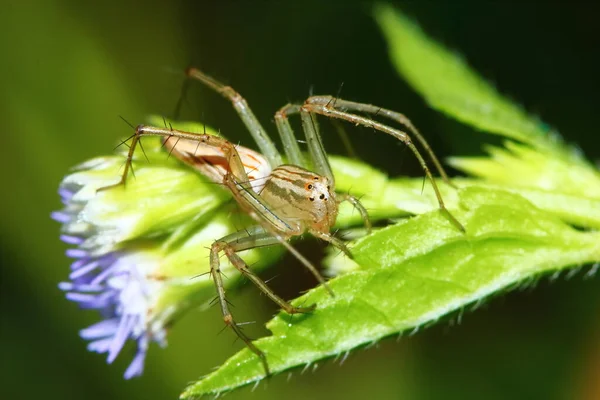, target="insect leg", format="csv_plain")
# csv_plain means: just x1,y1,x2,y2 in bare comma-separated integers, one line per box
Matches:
184,67,283,168
274,104,306,167
301,101,465,233
218,226,317,314
210,226,318,376
99,125,253,192
210,239,269,376
307,96,453,186
337,193,372,234
299,108,335,189
223,174,335,297
309,229,353,260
